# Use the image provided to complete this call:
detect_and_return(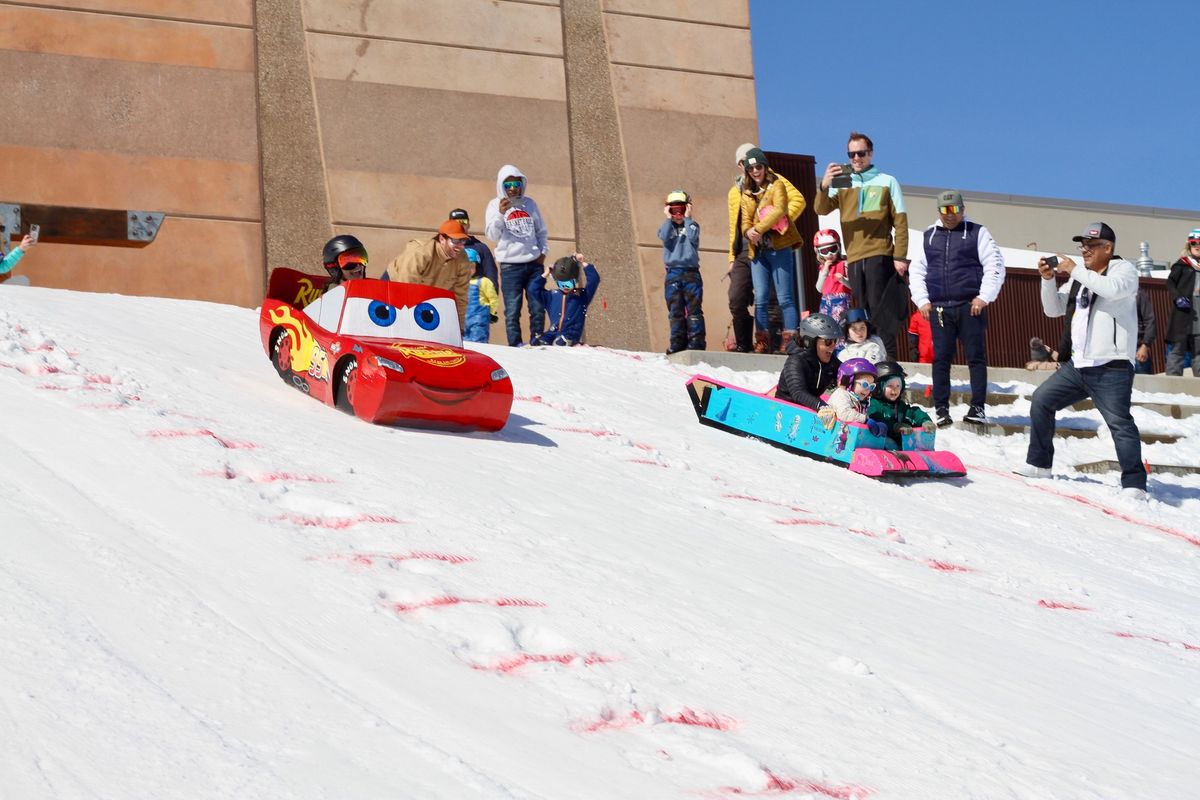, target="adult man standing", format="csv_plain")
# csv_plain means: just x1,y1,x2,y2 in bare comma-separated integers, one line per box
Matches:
448,207,497,288
384,219,474,331
815,132,909,358
909,190,1006,427
1016,222,1146,499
